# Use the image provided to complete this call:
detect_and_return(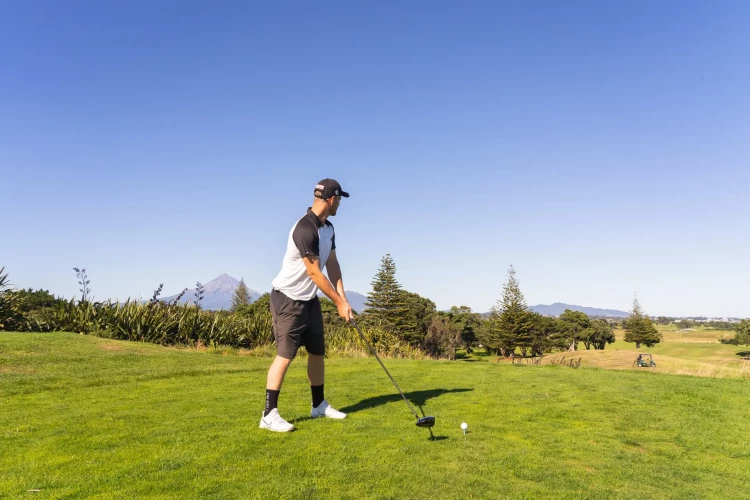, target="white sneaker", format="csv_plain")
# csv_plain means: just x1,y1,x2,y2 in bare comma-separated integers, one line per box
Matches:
259,409,295,432
311,400,347,419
